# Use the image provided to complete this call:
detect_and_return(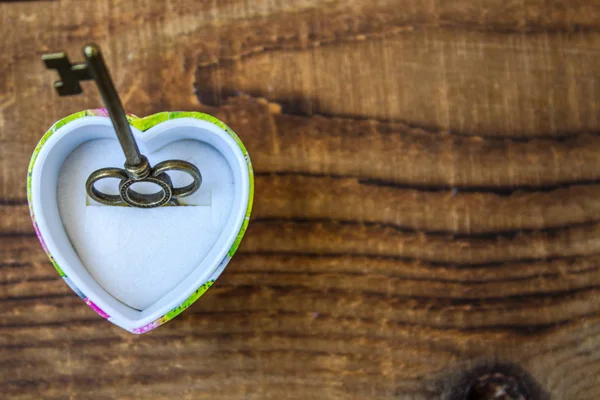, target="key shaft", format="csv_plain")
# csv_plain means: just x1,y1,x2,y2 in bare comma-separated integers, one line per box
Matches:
82,45,147,174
